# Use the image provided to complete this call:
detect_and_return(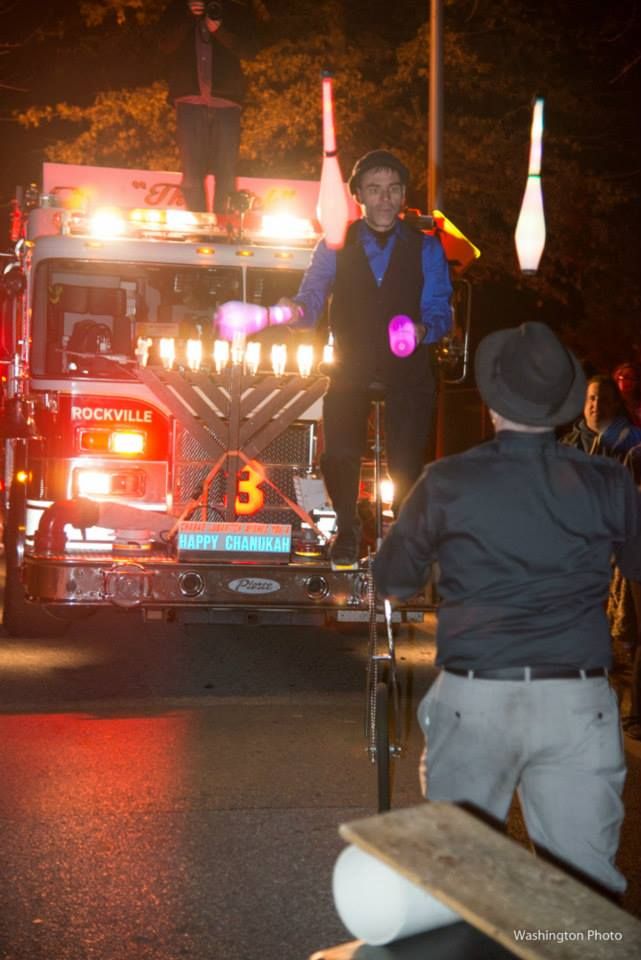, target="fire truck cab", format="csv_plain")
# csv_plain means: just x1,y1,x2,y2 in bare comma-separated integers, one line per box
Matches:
0,163,470,638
